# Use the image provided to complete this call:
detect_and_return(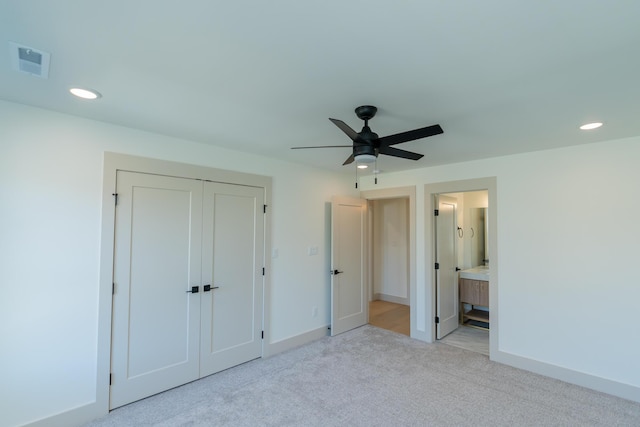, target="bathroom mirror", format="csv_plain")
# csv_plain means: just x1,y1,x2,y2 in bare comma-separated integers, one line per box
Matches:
469,207,488,267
